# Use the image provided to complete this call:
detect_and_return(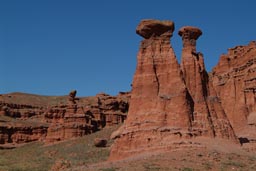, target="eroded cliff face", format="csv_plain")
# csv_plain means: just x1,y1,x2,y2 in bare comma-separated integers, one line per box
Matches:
0,91,130,147
45,91,129,143
212,41,256,142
